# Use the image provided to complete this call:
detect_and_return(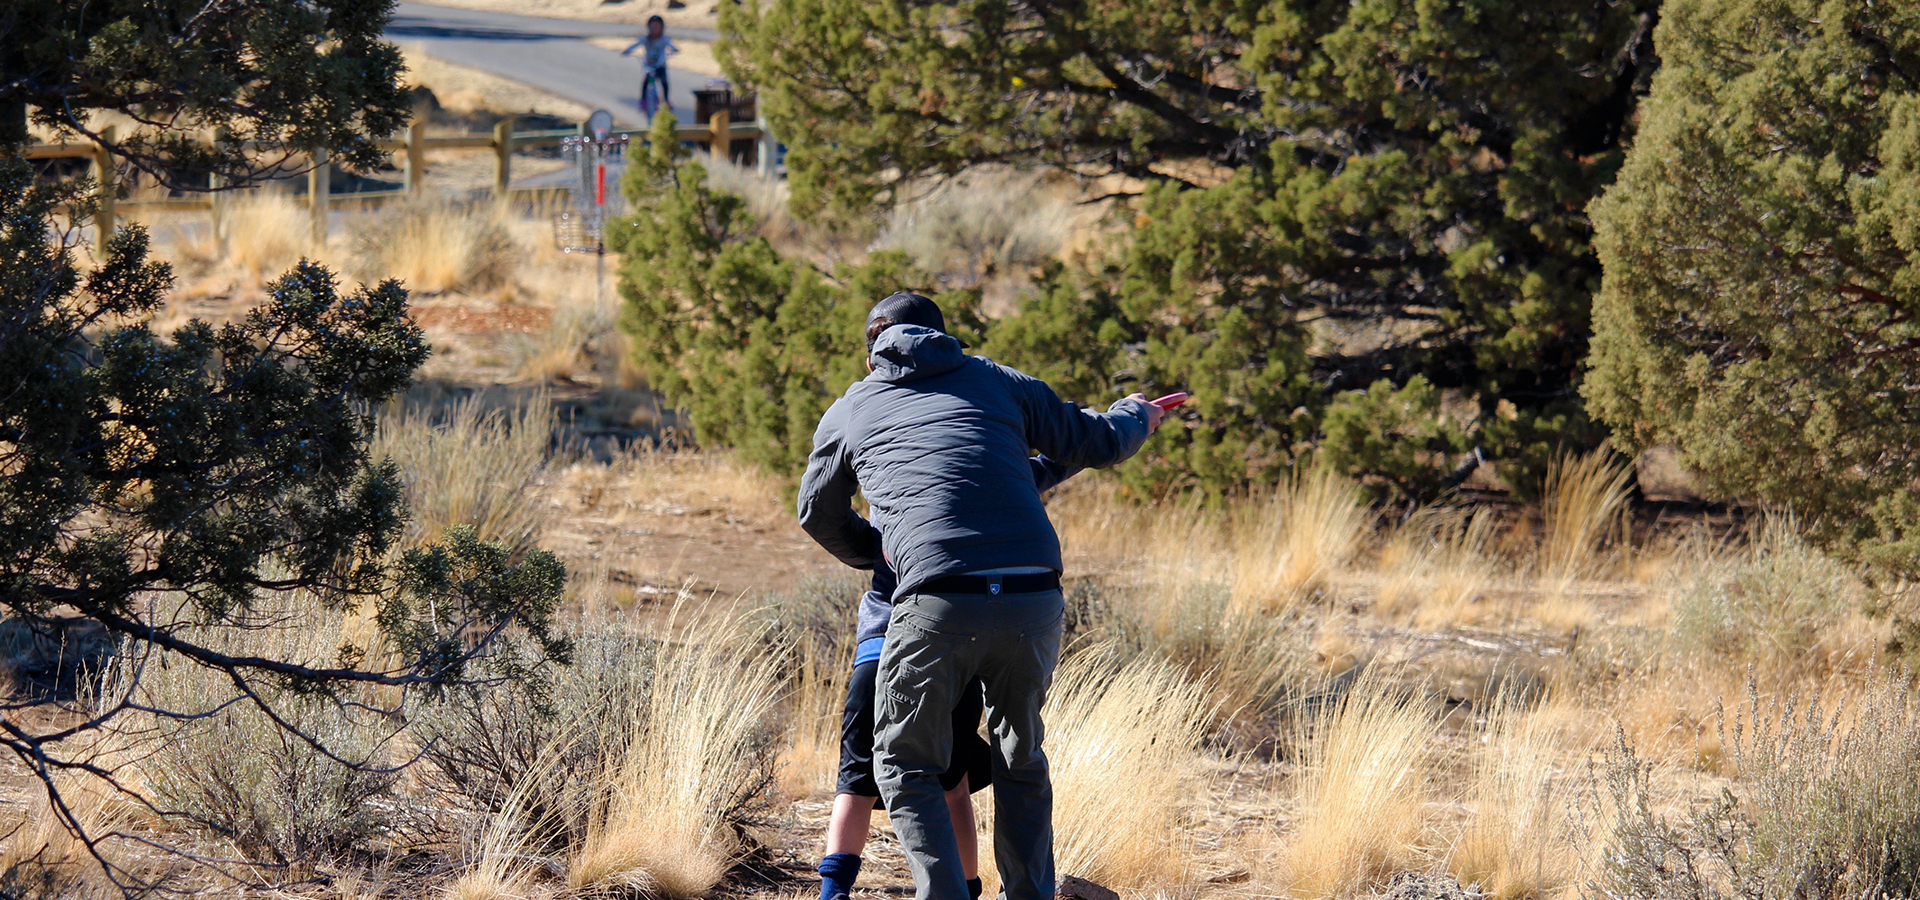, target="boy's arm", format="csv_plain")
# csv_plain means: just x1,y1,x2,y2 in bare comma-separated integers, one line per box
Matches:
620,38,644,55
1028,454,1082,493
797,399,883,569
